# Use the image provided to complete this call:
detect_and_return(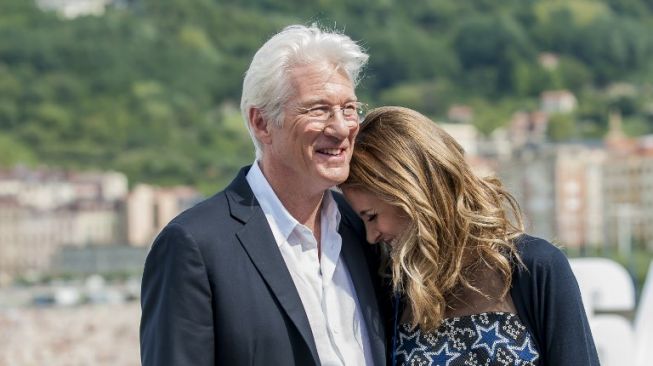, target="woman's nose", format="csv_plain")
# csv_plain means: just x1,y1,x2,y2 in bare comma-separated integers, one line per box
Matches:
365,225,381,244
